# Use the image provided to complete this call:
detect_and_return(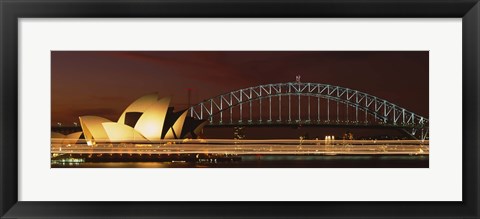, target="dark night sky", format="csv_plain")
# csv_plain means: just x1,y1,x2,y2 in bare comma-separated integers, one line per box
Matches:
51,51,428,127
